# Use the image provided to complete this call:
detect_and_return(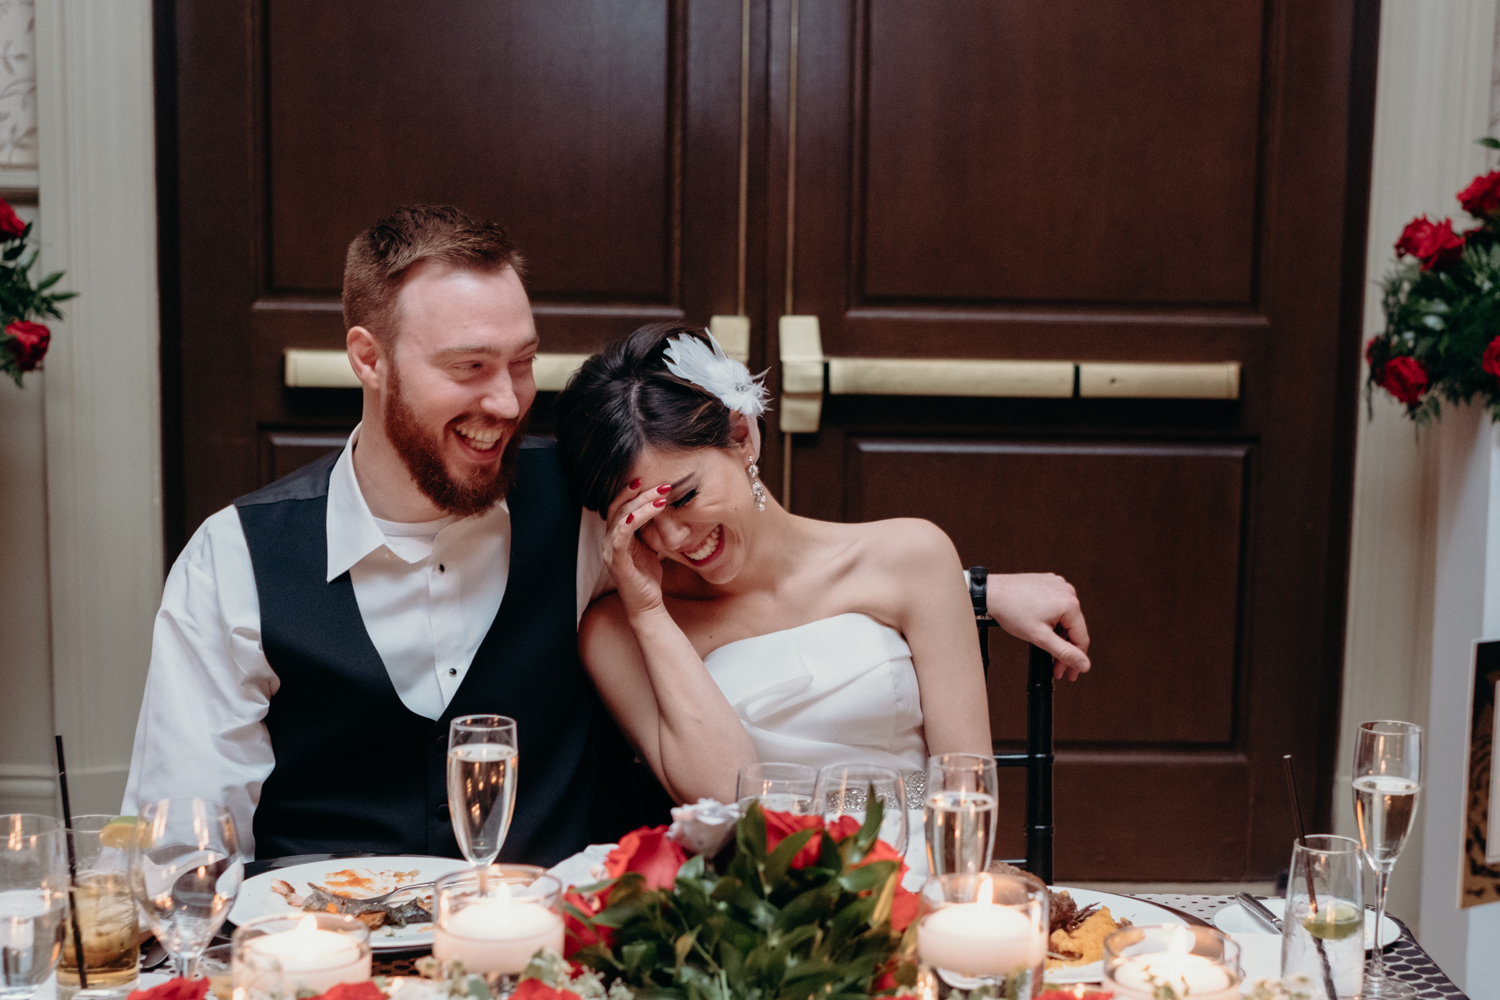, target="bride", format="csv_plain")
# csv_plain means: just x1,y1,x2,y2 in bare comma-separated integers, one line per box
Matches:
554,323,994,808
